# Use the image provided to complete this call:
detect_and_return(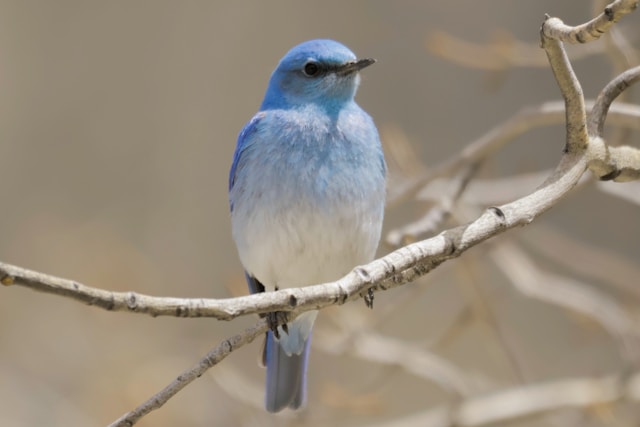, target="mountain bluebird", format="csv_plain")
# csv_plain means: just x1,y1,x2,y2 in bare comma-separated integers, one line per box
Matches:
229,39,386,413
